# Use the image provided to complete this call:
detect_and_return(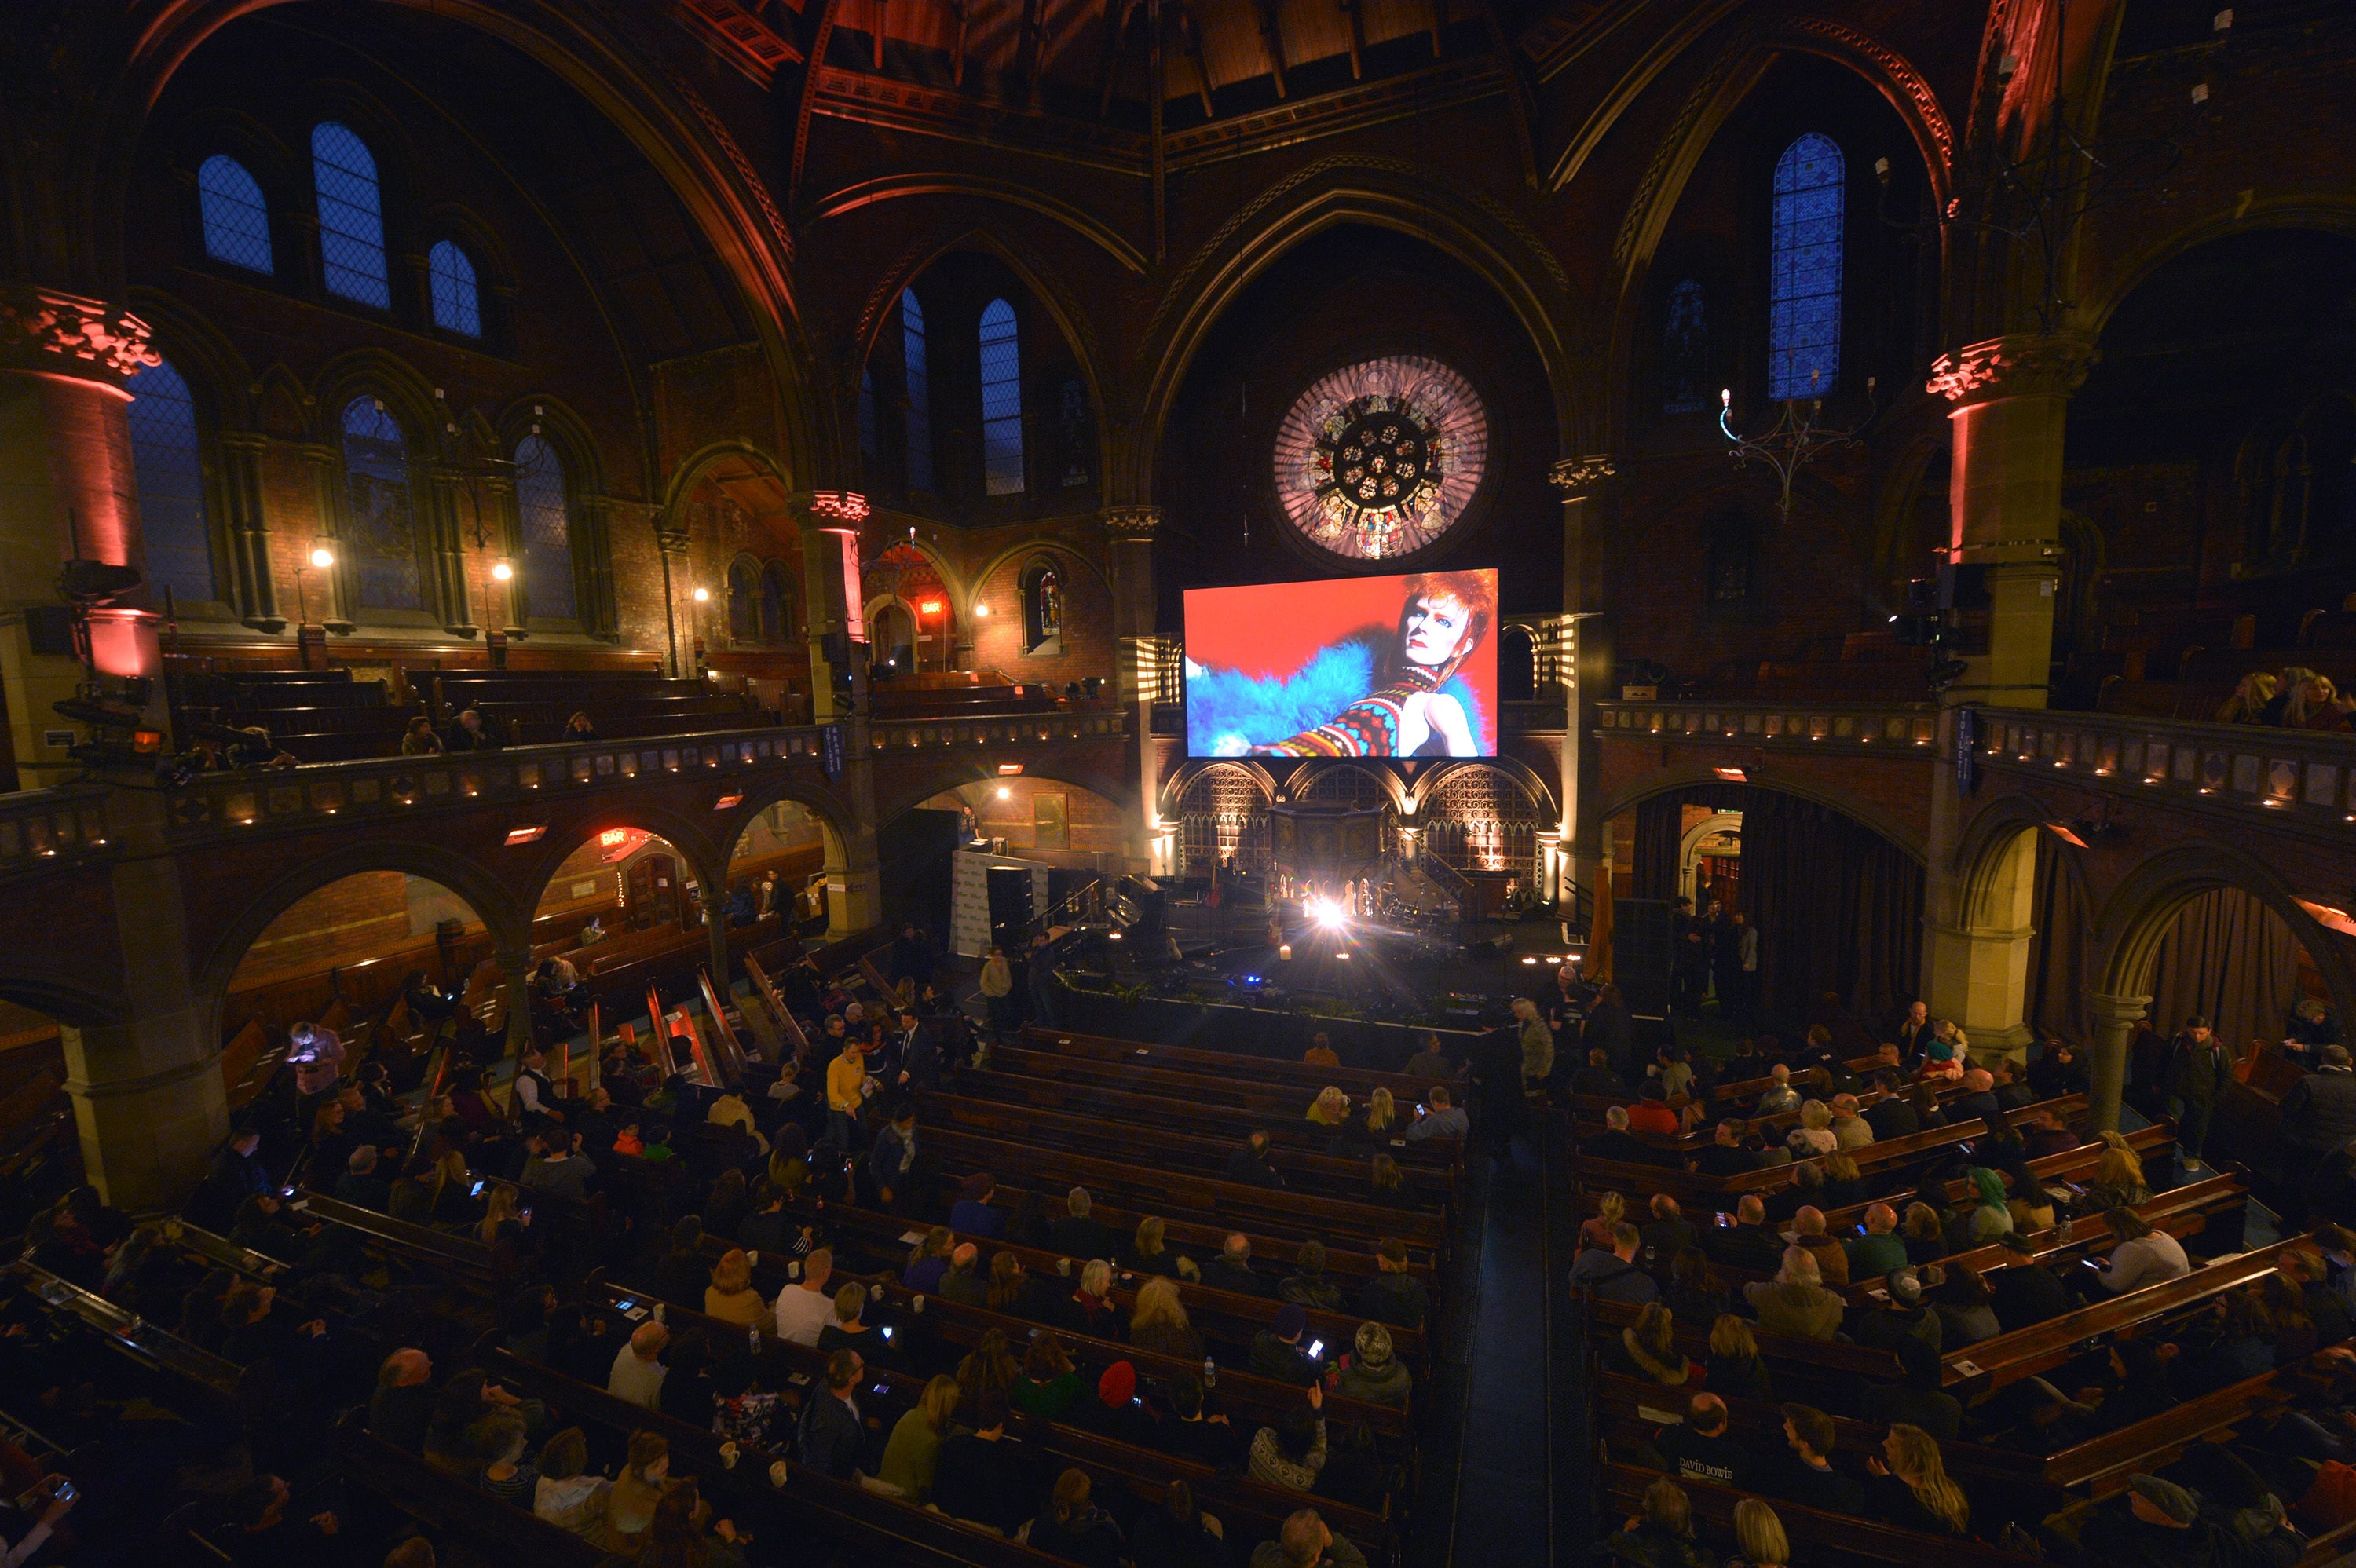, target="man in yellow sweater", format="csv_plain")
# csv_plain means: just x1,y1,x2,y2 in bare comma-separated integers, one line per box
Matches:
827,1041,869,1147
